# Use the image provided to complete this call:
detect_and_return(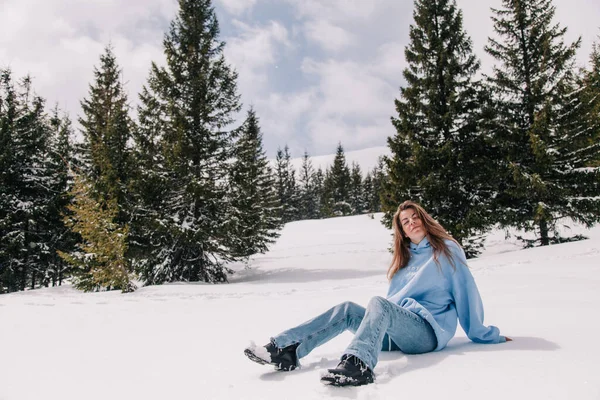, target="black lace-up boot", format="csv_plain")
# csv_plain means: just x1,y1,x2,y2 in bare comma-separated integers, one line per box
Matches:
244,340,299,371
320,354,374,386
